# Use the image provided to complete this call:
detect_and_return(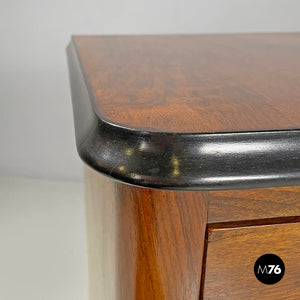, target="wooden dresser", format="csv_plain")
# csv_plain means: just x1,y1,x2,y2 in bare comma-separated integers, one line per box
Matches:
67,33,300,300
